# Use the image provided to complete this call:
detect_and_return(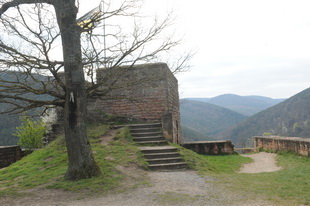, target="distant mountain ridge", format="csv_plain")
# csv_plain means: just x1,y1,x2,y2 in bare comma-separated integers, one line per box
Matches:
180,99,247,142
181,125,216,142
187,94,285,116
219,87,310,147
